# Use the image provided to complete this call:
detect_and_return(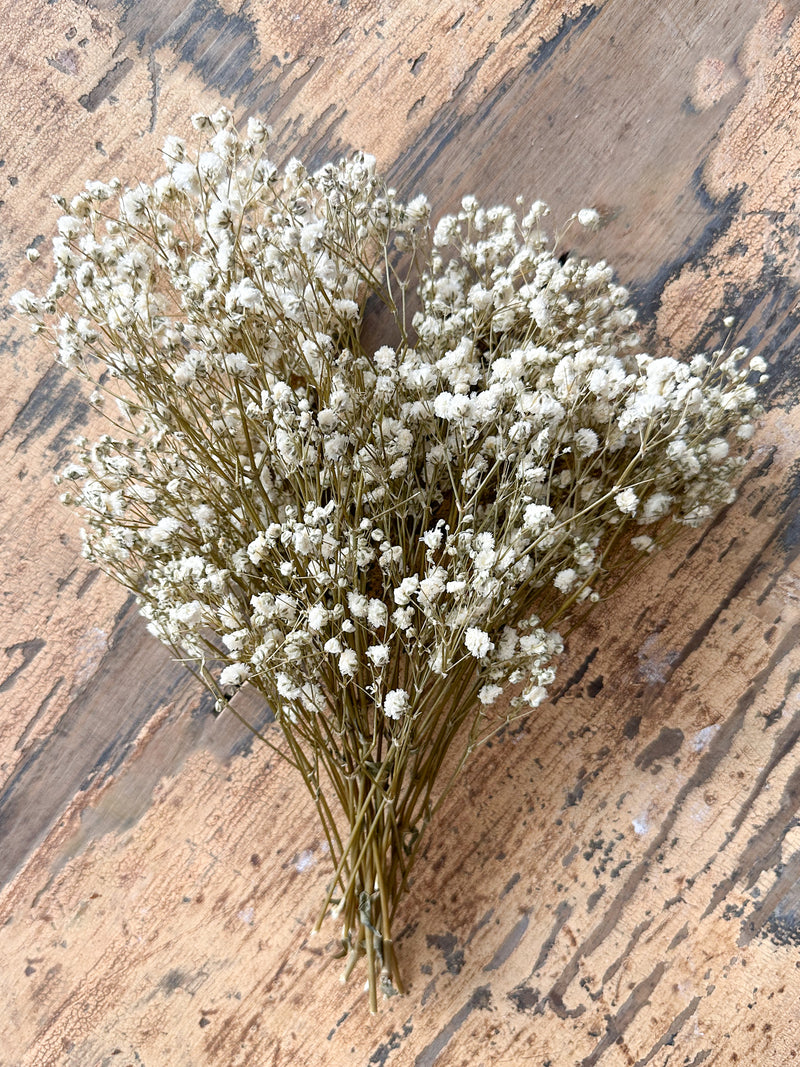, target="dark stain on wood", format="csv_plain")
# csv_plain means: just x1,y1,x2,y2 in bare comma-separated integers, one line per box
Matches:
633,994,704,1066
79,56,134,111
633,170,745,323
392,6,601,196
366,1019,413,1066
483,911,530,971
579,961,666,1066
634,726,684,771
0,601,179,886
14,676,64,752
704,763,800,922
532,899,573,975
552,646,600,704
414,985,492,1067
2,364,90,457
508,983,540,1012
1,638,46,693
